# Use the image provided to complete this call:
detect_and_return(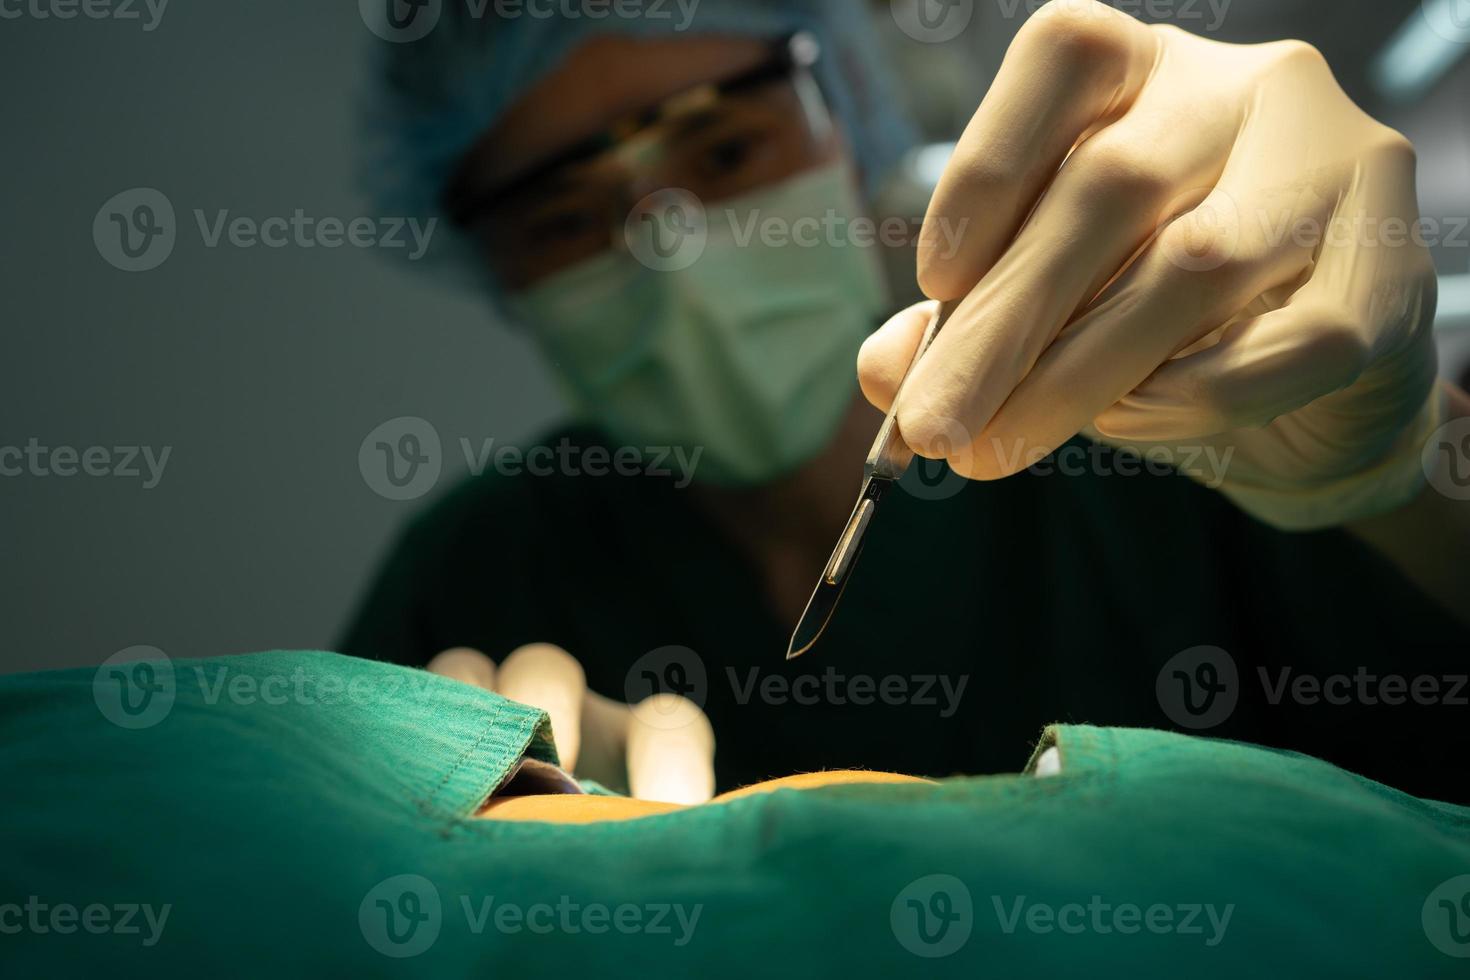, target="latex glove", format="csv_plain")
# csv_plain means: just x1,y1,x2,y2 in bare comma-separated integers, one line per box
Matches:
860,0,1441,530
427,645,715,805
